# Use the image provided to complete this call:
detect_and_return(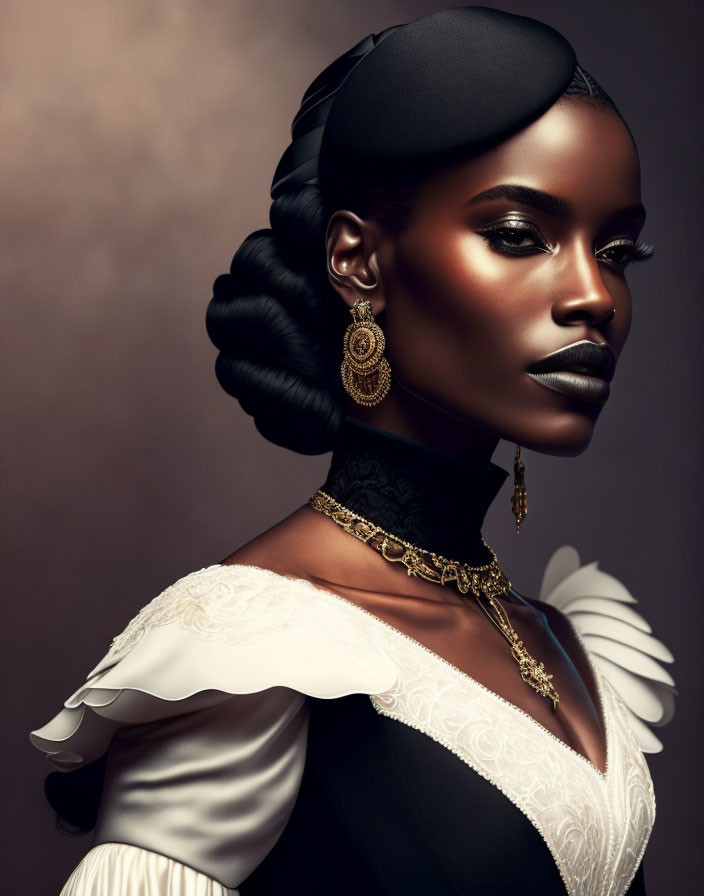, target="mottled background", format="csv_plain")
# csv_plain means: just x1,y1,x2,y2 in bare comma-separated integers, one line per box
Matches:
3,0,701,892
